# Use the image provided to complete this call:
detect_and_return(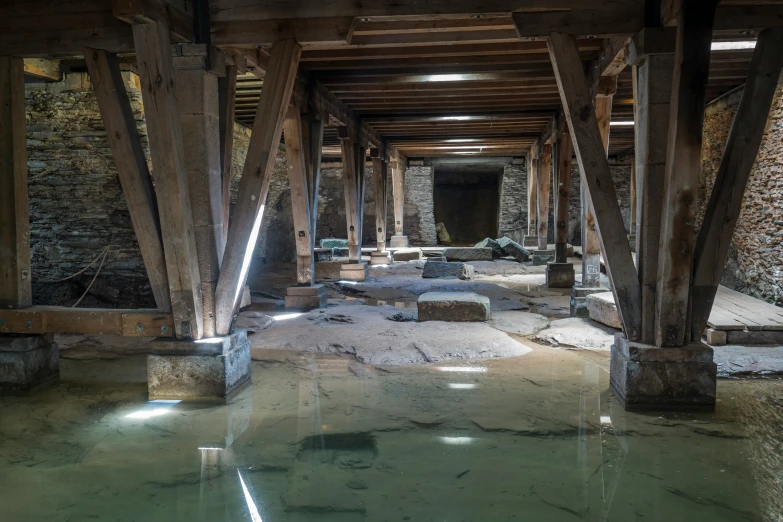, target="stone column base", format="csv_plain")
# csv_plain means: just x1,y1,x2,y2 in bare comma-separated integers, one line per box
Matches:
546,262,575,288
0,334,59,394
148,330,251,403
340,262,369,281
523,235,538,248
610,333,717,410
570,285,609,317
532,249,555,266
390,235,409,248
285,284,327,309
370,251,392,265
